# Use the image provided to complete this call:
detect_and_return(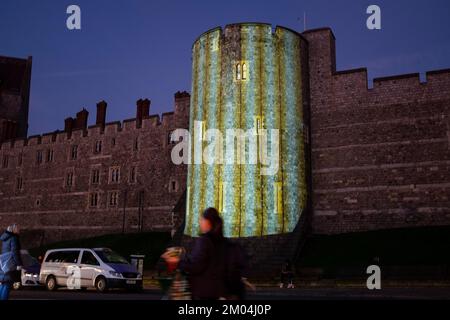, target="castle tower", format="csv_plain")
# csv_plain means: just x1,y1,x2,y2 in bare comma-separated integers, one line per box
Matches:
0,55,32,142
184,23,310,253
